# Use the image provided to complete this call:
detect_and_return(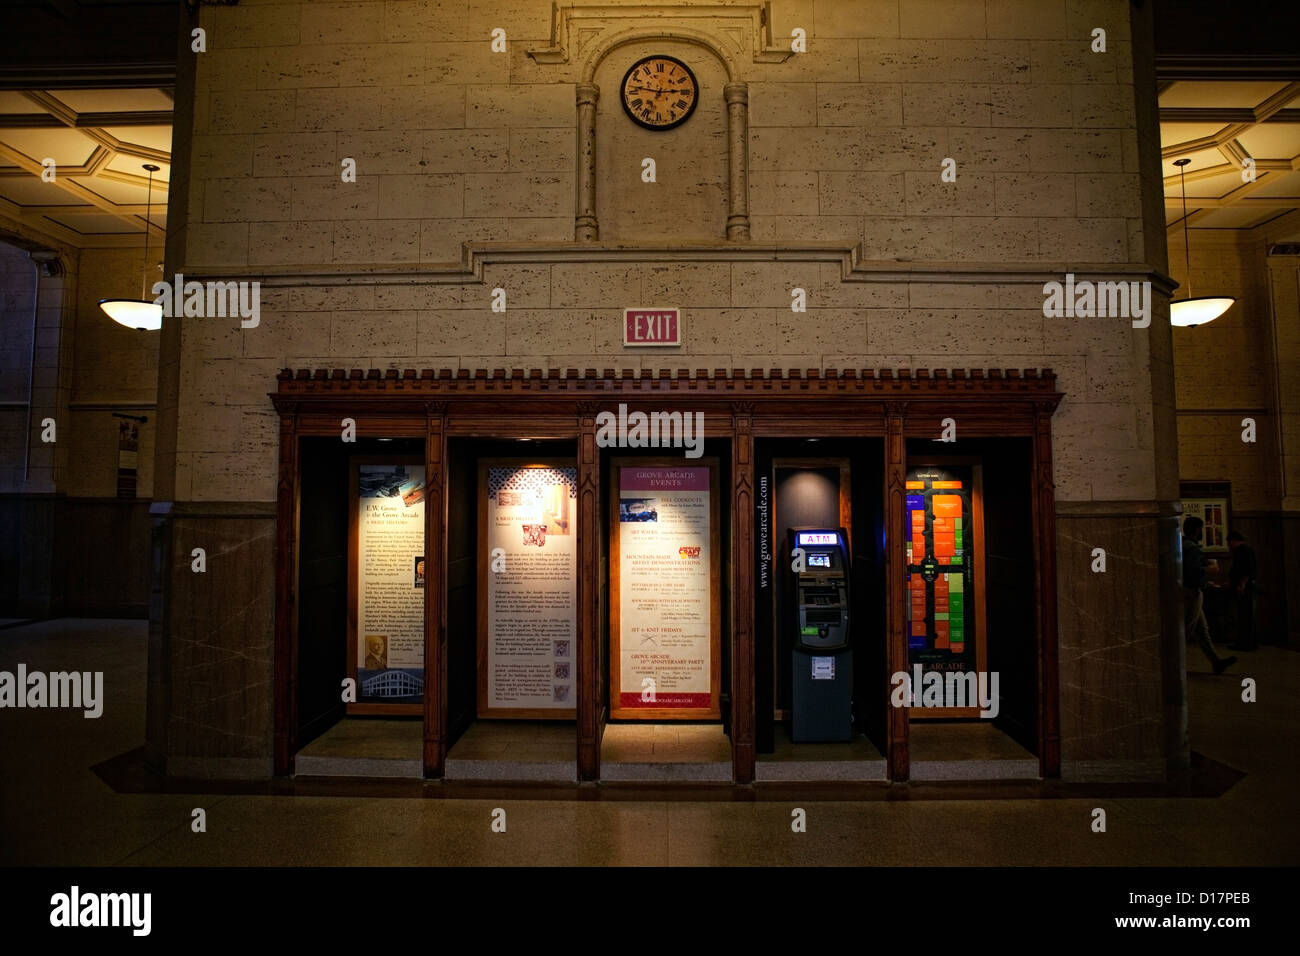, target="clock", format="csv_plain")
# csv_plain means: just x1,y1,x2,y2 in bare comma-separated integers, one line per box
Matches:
620,55,699,130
